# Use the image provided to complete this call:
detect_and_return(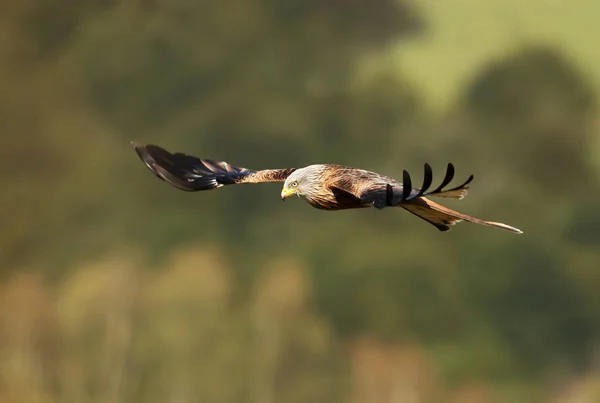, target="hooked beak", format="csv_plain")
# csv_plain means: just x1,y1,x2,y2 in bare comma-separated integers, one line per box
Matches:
281,187,297,201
